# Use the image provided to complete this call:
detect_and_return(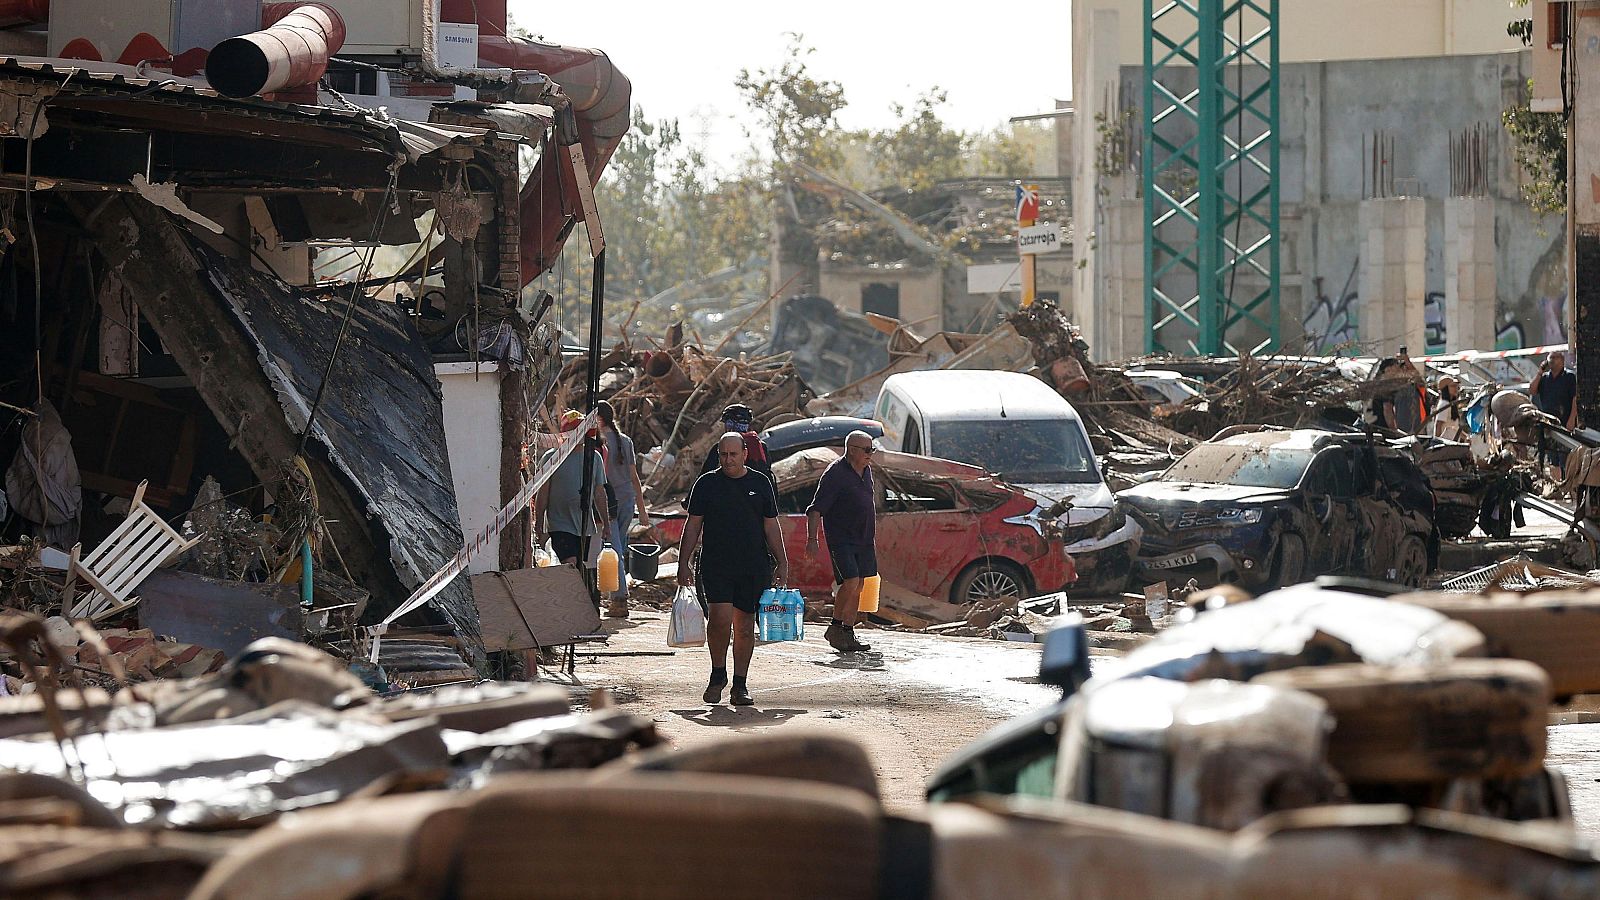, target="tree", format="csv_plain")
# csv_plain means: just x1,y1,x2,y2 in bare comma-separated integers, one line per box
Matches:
734,34,849,171
873,89,965,190
1502,0,1567,217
